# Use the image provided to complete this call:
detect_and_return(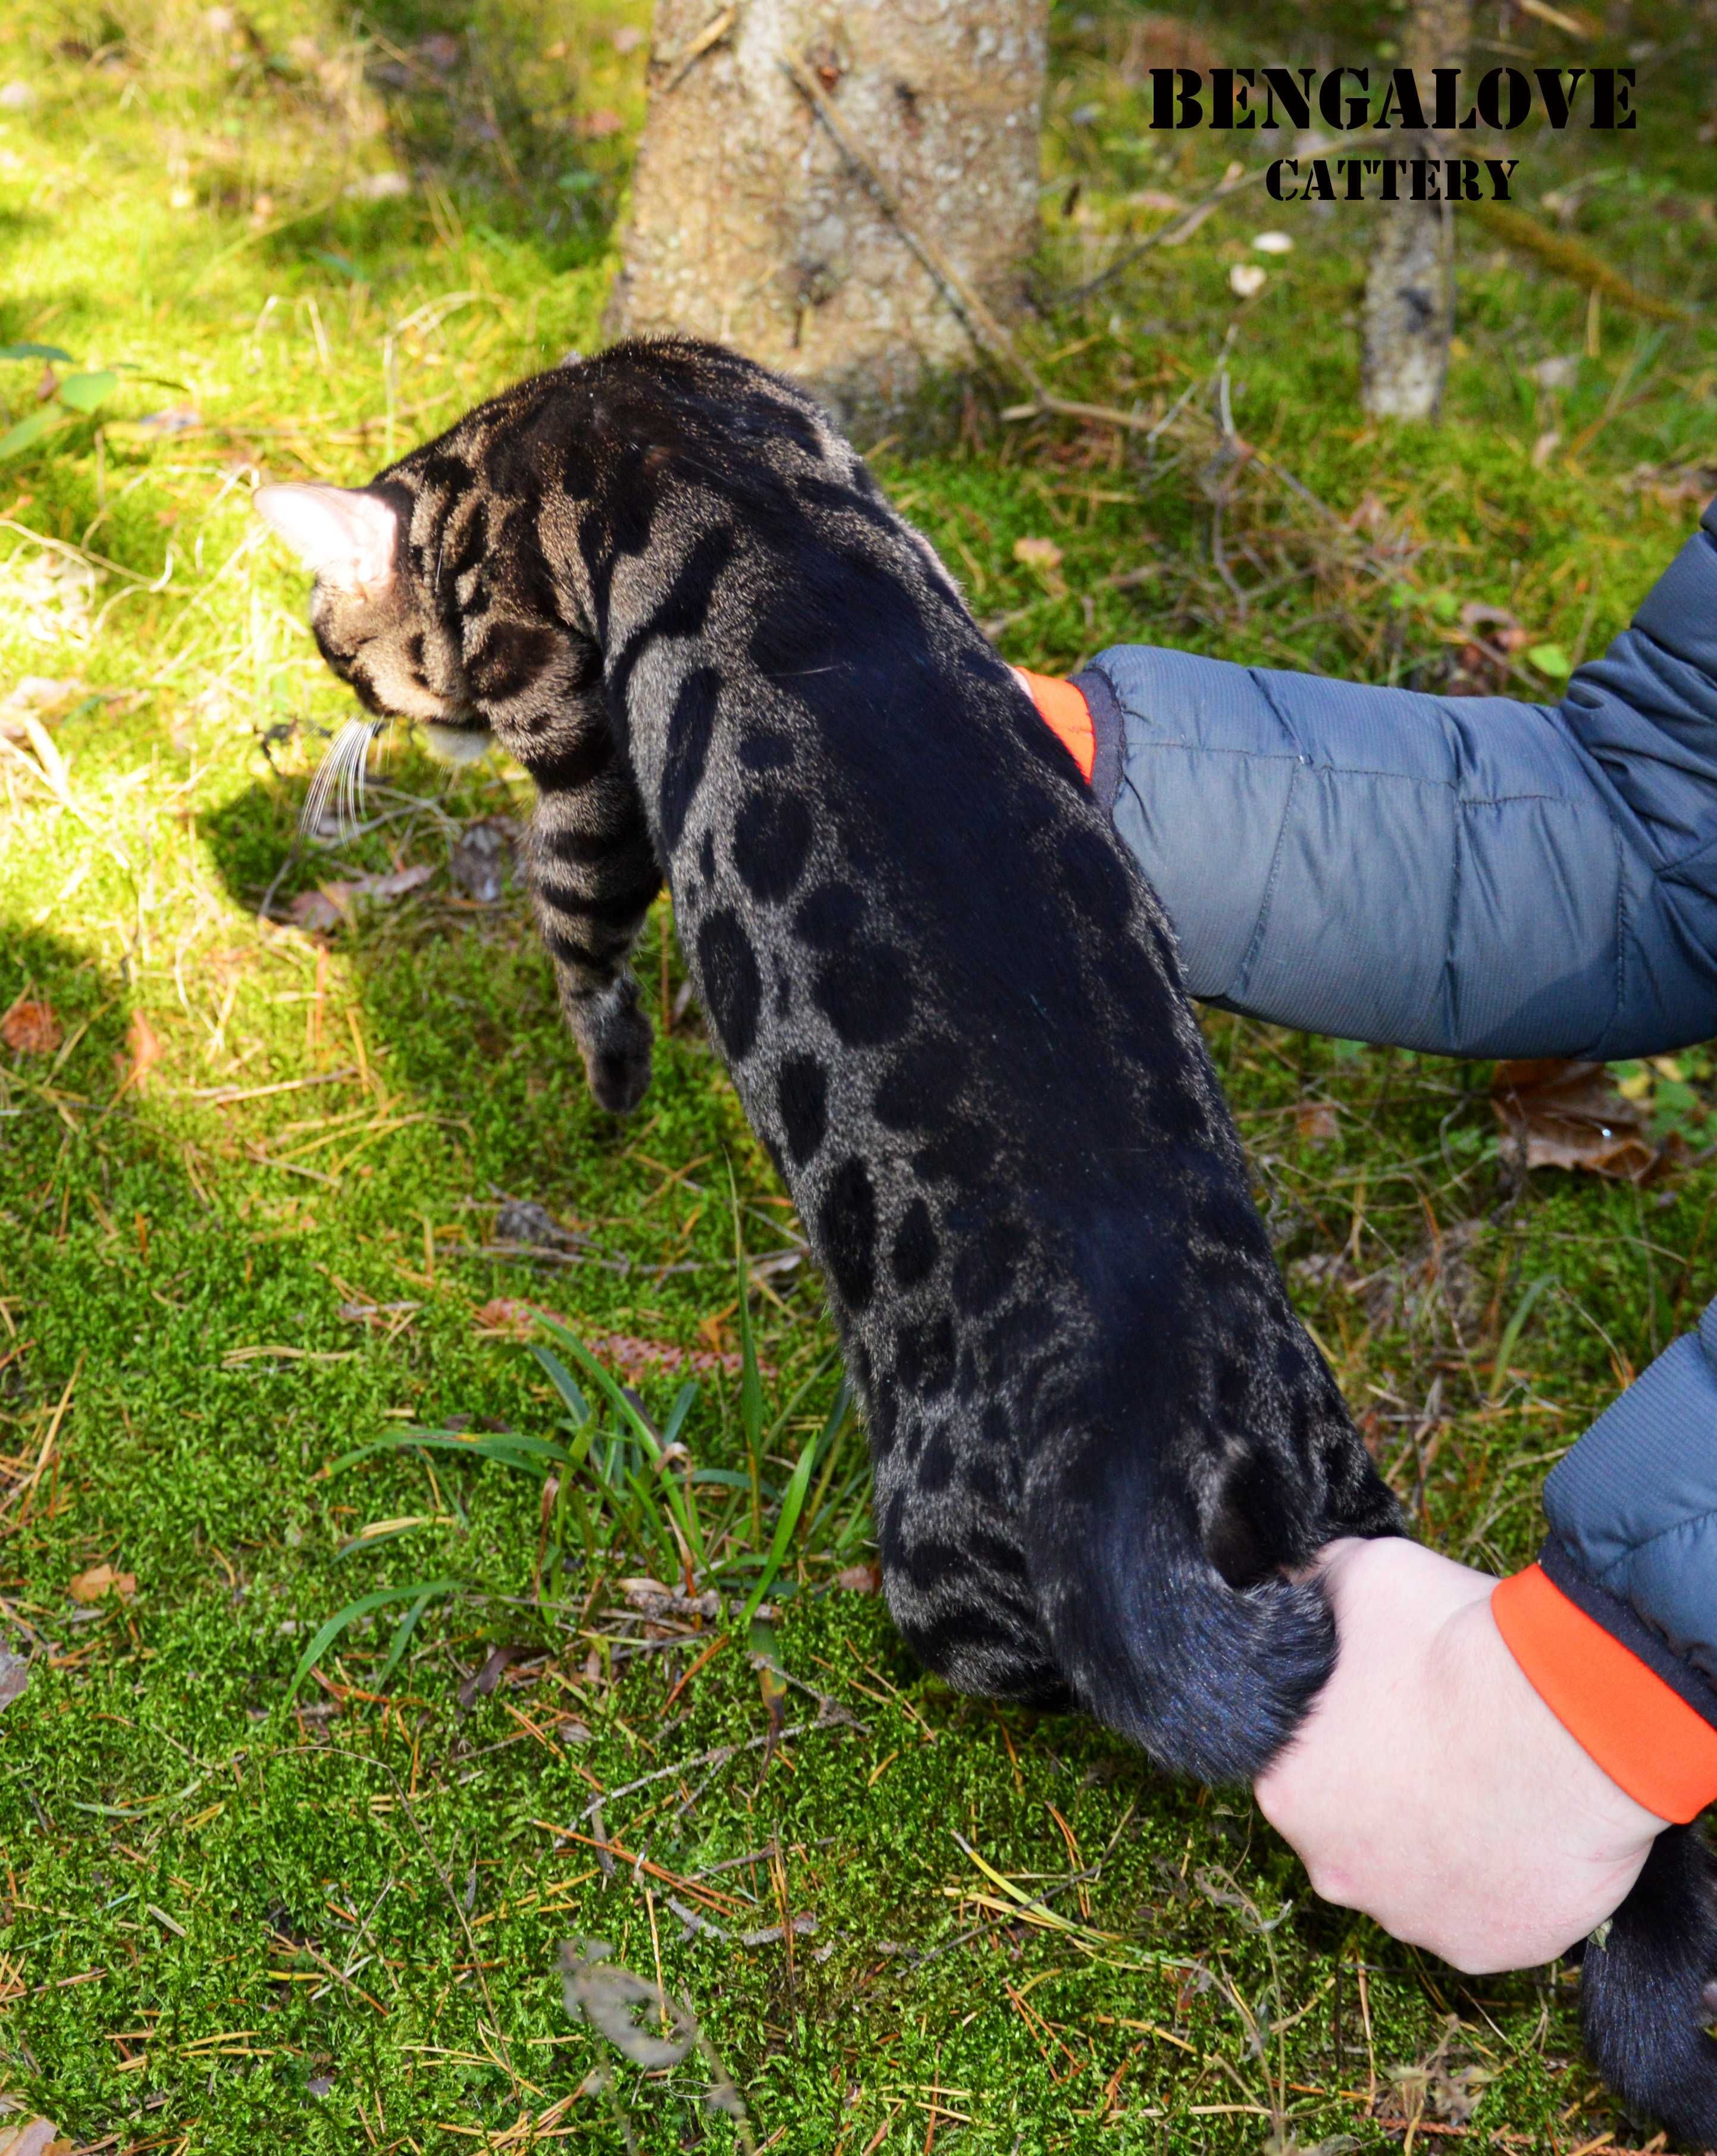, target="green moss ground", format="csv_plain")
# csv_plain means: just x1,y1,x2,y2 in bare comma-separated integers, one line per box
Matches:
0,0,1713,2146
